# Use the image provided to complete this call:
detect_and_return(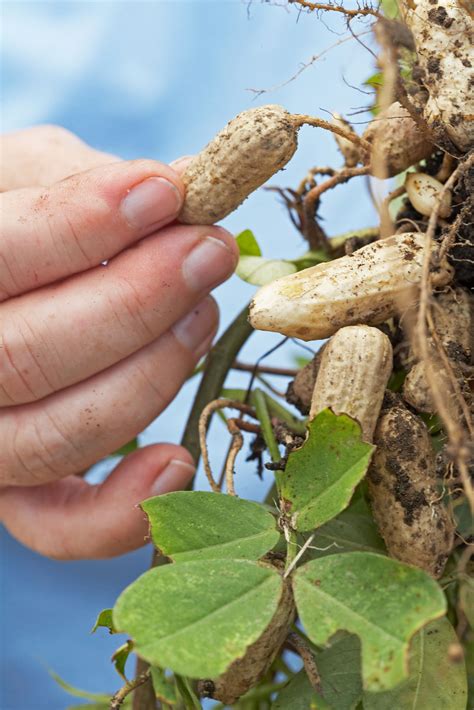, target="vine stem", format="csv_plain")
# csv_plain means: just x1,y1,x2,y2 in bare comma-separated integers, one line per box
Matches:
132,305,253,710
110,670,150,709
